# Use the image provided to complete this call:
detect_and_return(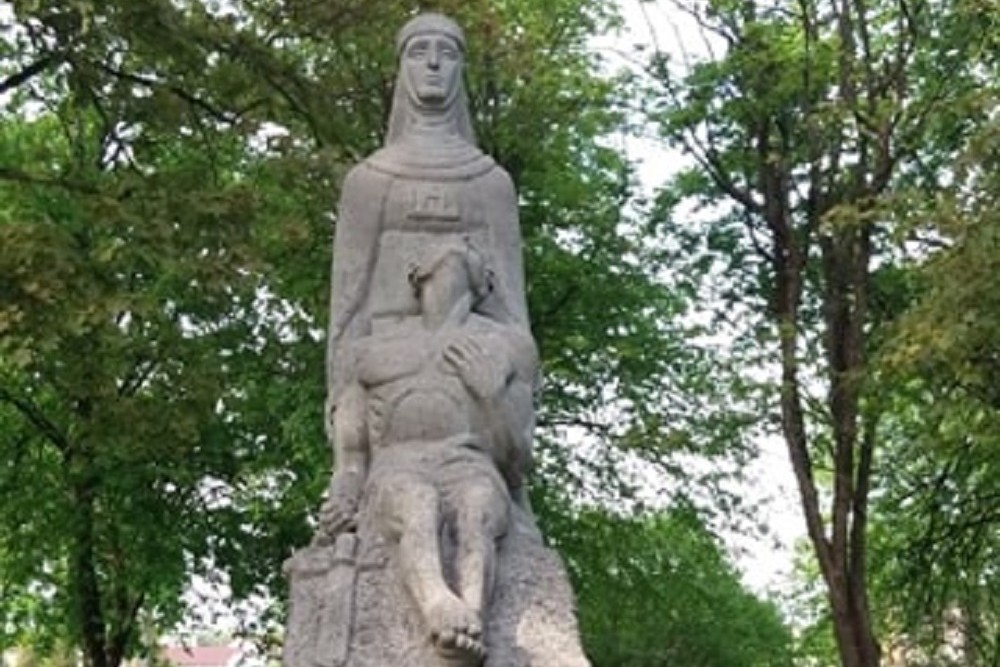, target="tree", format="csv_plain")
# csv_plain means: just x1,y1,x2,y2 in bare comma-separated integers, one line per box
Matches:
867,115,1000,666
0,1,349,662
2,0,725,663
870,395,1000,665
540,493,793,667
641,0,993,665
0,107,306,667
